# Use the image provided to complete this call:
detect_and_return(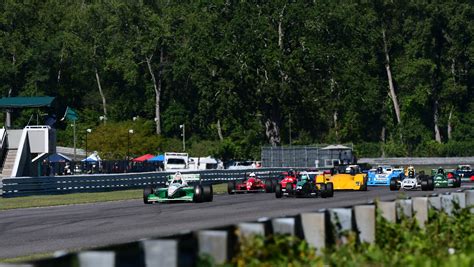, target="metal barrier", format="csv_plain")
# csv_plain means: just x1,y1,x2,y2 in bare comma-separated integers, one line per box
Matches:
1,168,291,198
